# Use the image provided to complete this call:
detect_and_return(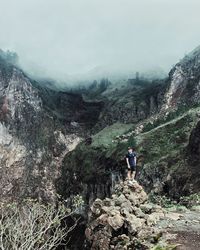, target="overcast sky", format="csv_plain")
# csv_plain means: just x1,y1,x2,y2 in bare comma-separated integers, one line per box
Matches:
0,0,200,81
